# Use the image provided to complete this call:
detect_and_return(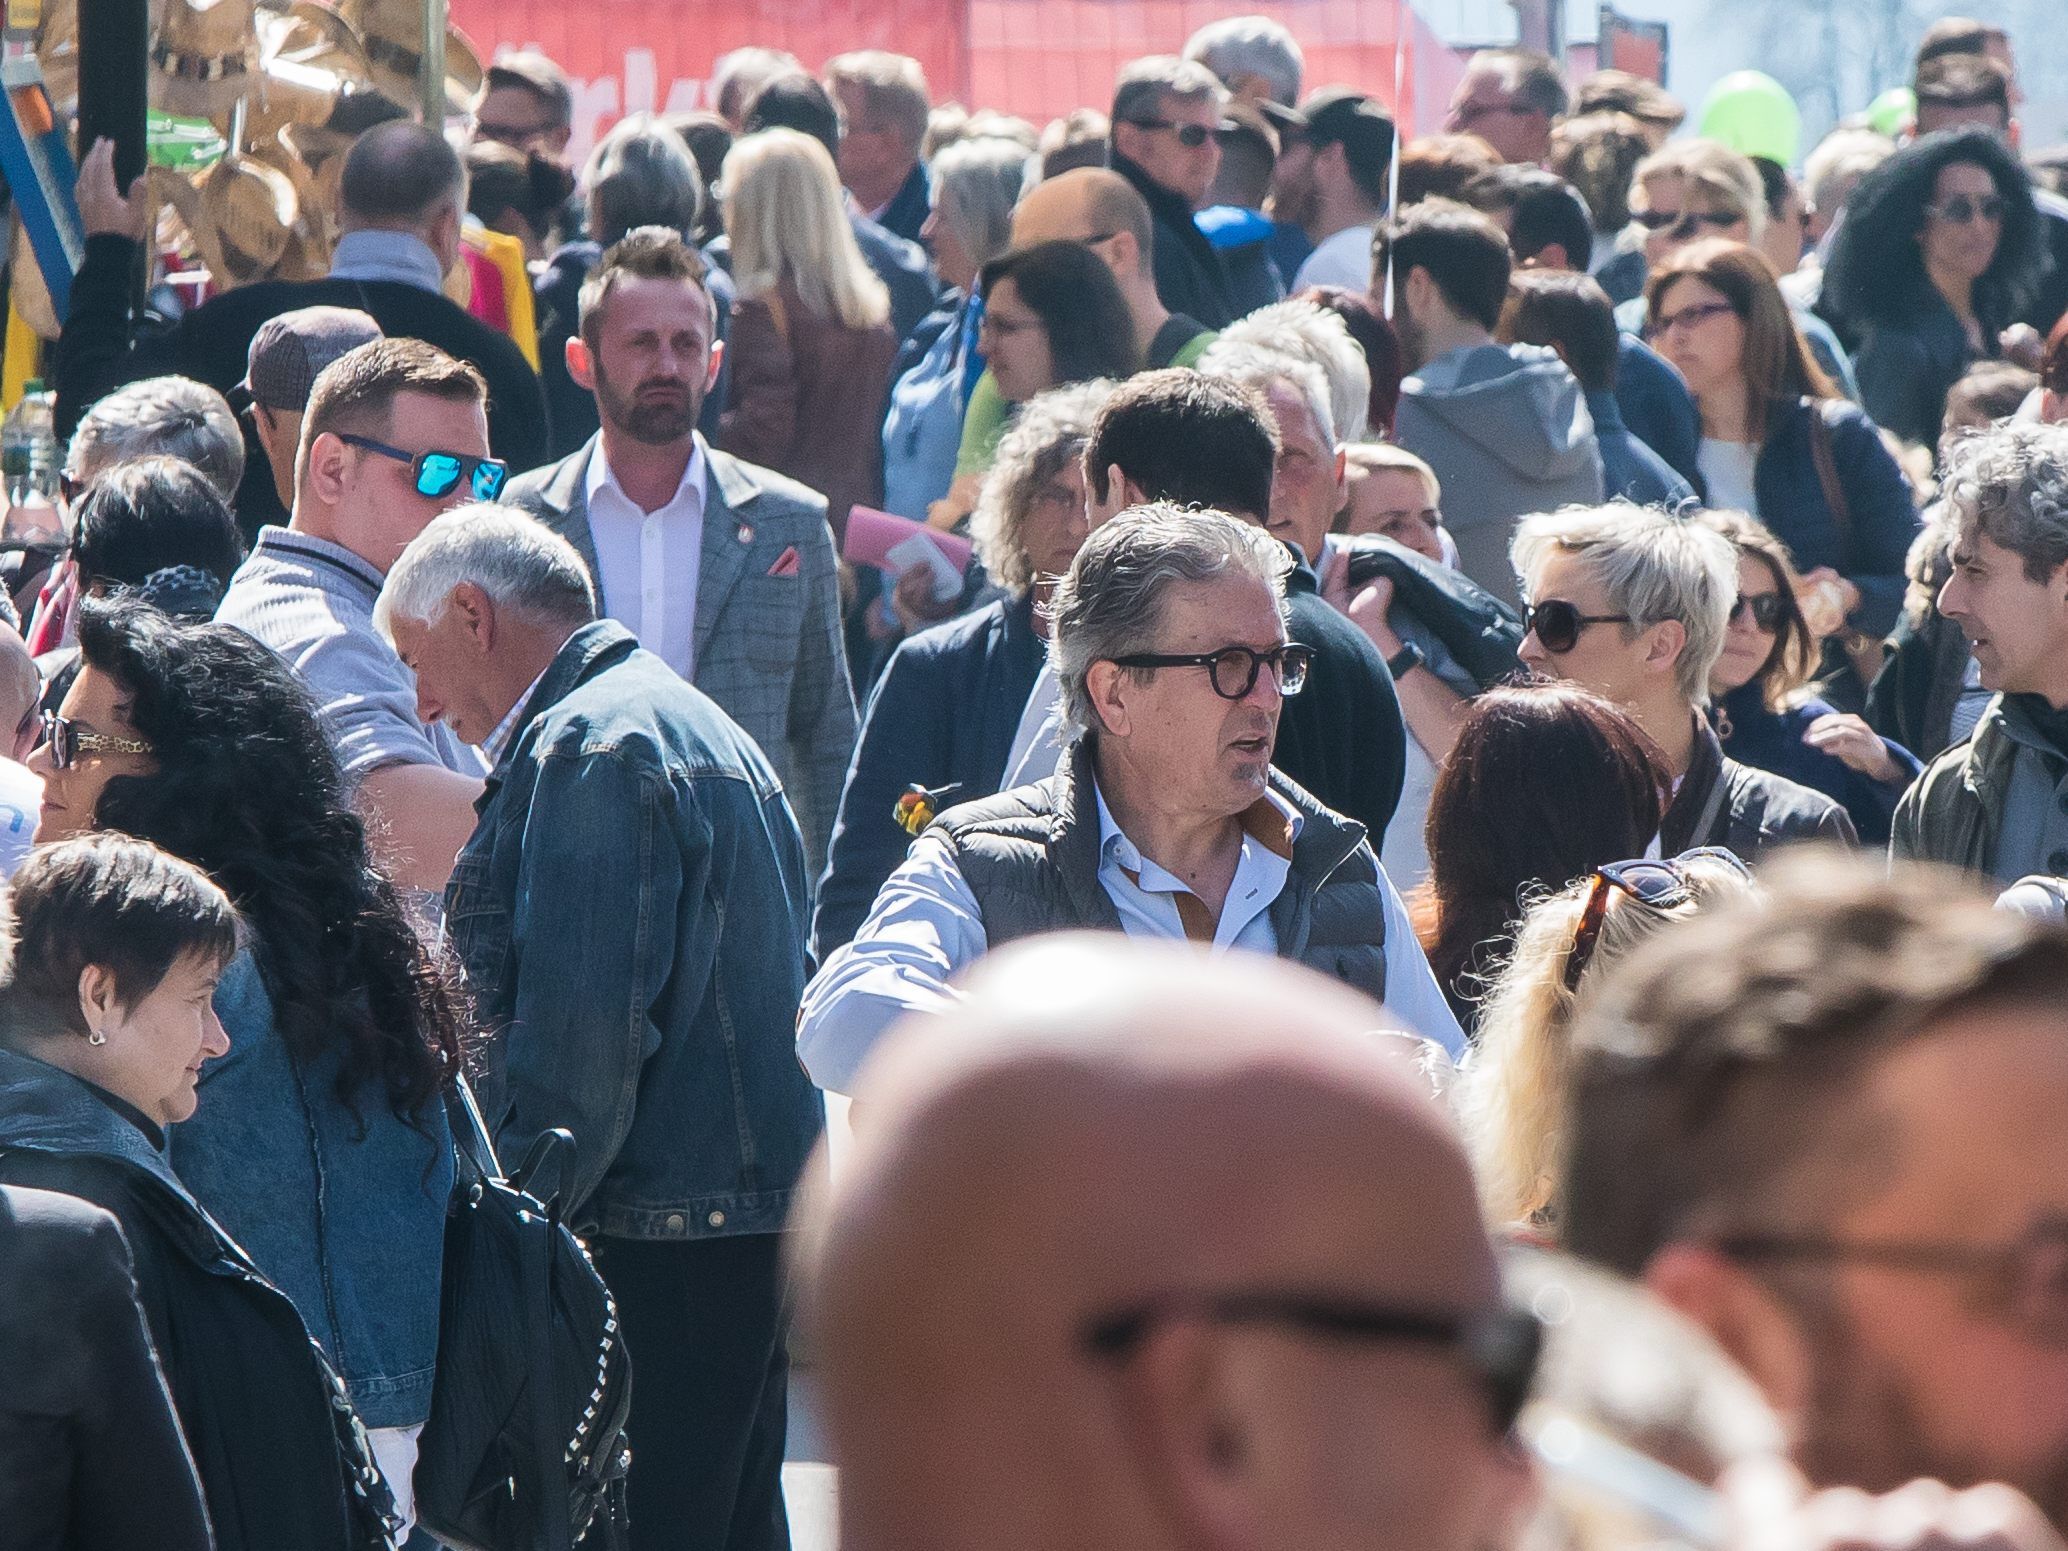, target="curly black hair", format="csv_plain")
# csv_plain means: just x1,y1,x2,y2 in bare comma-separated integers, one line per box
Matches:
1822,126,2045,334
76,597,465,1120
